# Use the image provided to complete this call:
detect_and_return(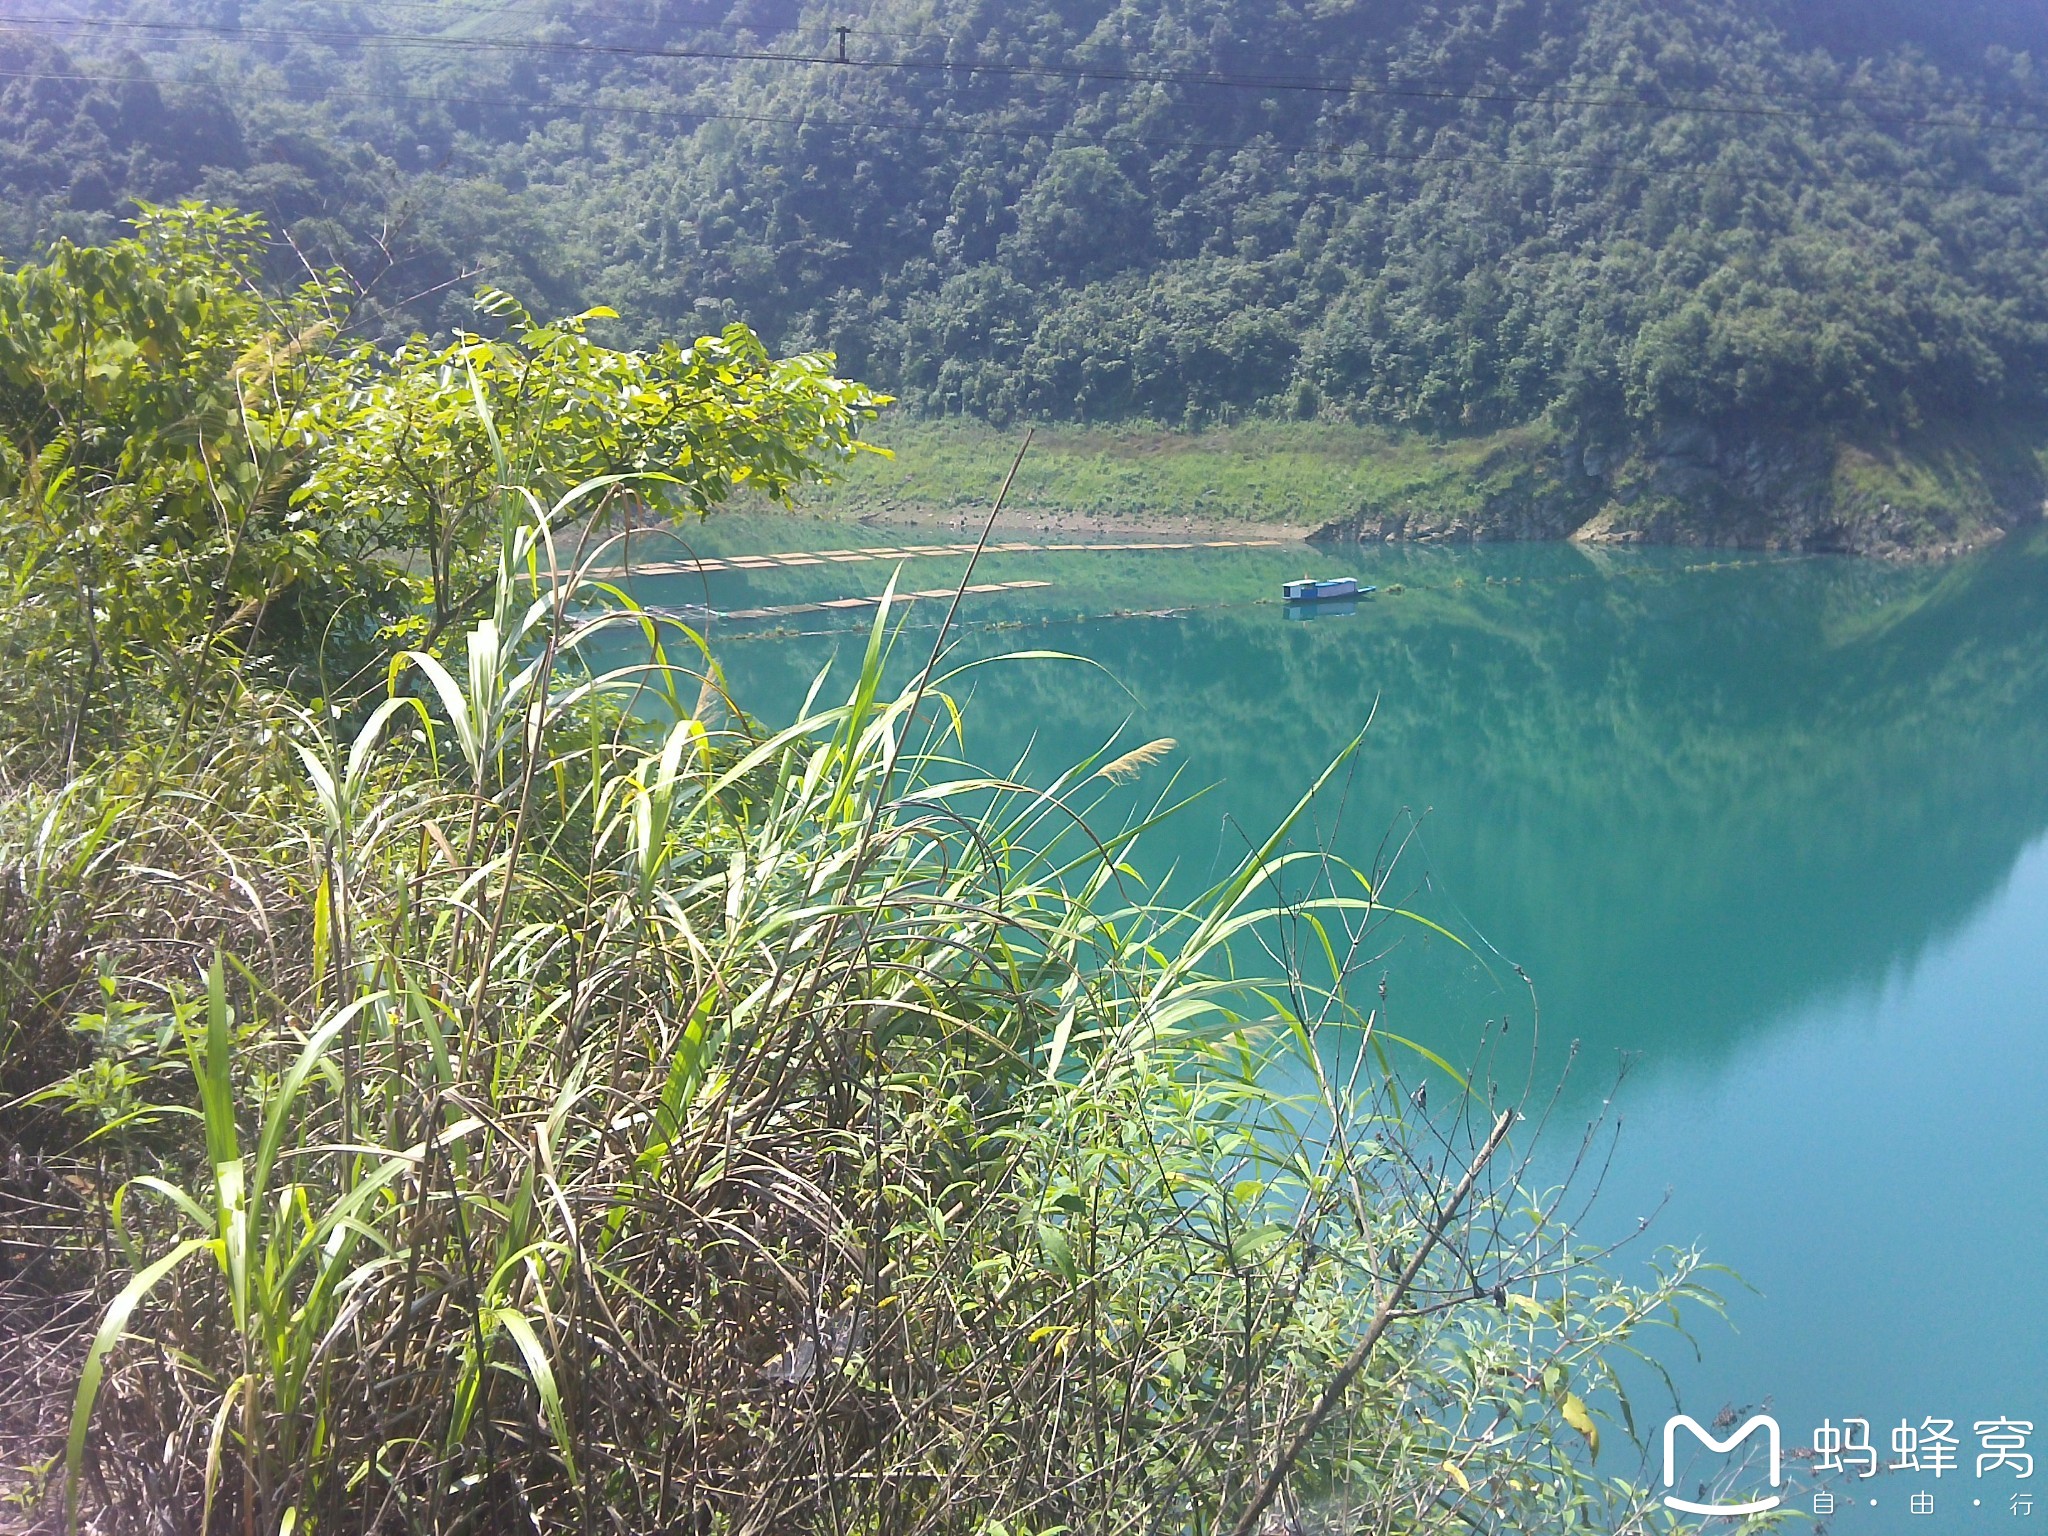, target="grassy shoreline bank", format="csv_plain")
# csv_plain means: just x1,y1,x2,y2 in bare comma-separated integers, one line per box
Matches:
801,417,2048,558
790,418,1512,537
